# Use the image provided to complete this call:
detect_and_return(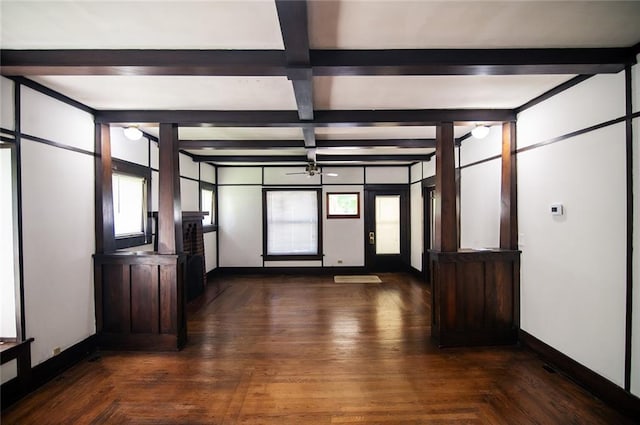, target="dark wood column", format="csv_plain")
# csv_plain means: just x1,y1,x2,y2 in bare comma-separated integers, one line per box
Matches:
500,122,518,250
434,122,457,252
95,123,115,254
158,123,183,255
430,121,519,347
